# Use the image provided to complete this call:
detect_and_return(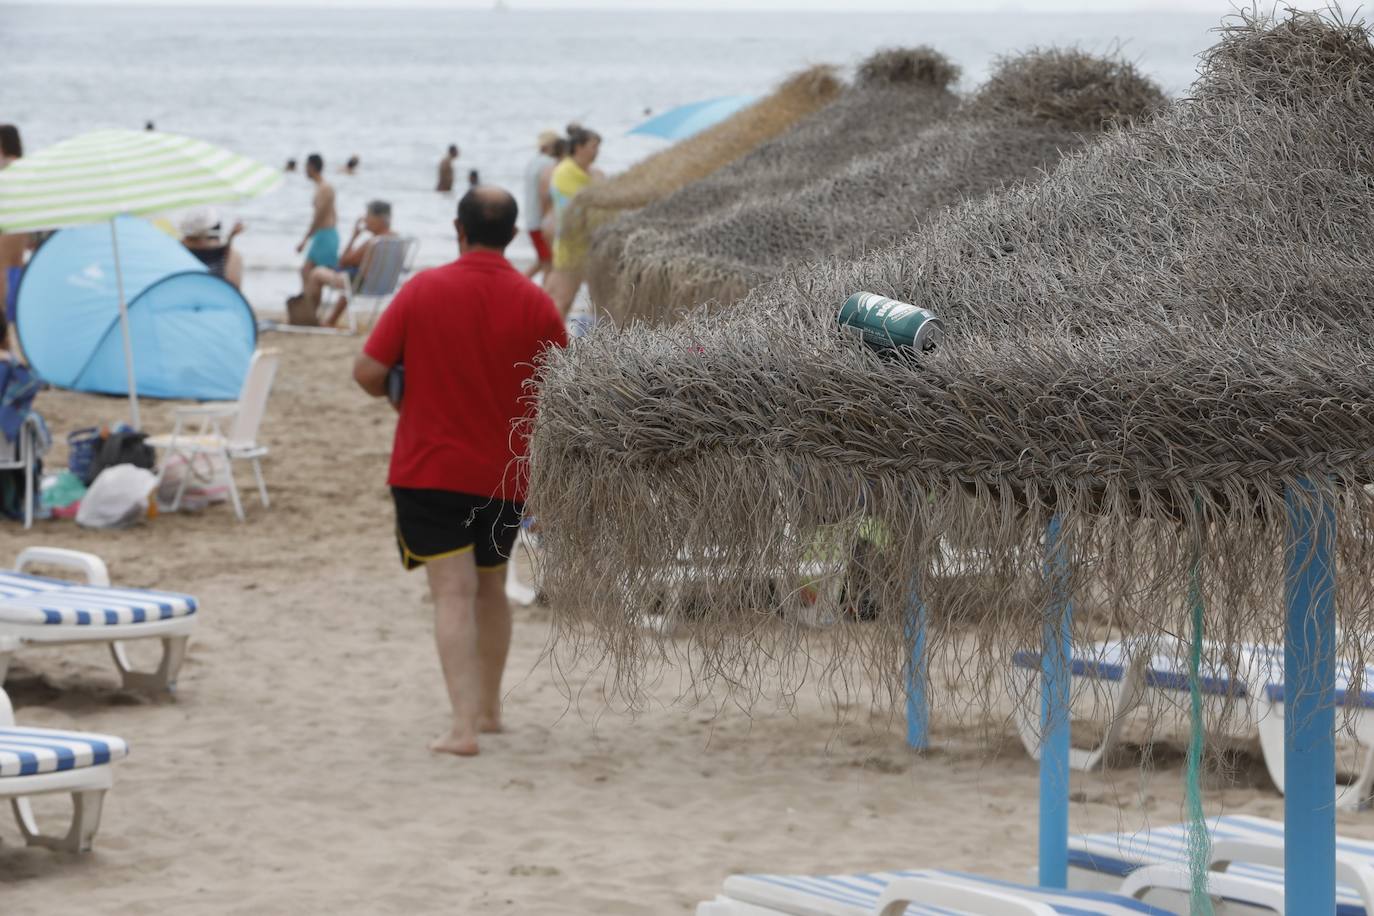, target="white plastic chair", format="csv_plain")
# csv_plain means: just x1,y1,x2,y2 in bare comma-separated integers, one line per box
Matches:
0,679,130,852
322,235,419,333
0,414,41,530
148,348,280,522
0,546,199,692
